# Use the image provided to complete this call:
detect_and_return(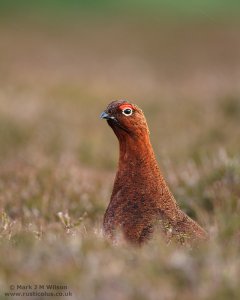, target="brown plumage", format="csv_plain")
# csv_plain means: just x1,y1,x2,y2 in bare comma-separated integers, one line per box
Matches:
100,100,208,246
